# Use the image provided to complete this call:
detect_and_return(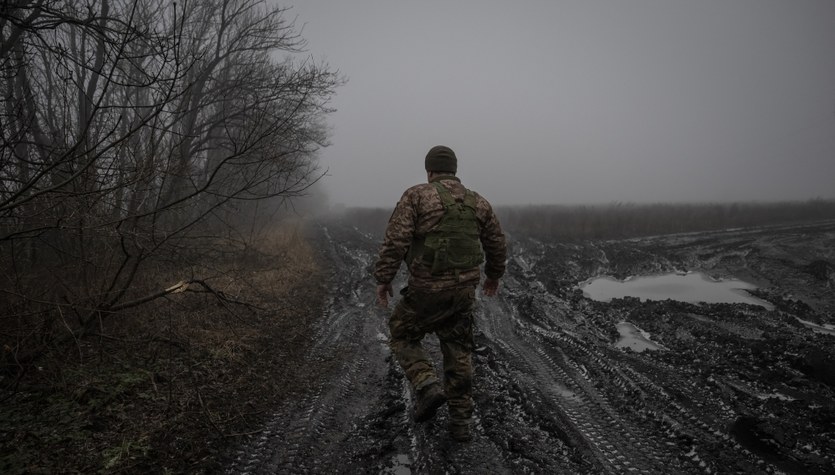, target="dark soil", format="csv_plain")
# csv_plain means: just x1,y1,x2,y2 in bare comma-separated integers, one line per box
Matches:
227,219,835,474
3,219,834,474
